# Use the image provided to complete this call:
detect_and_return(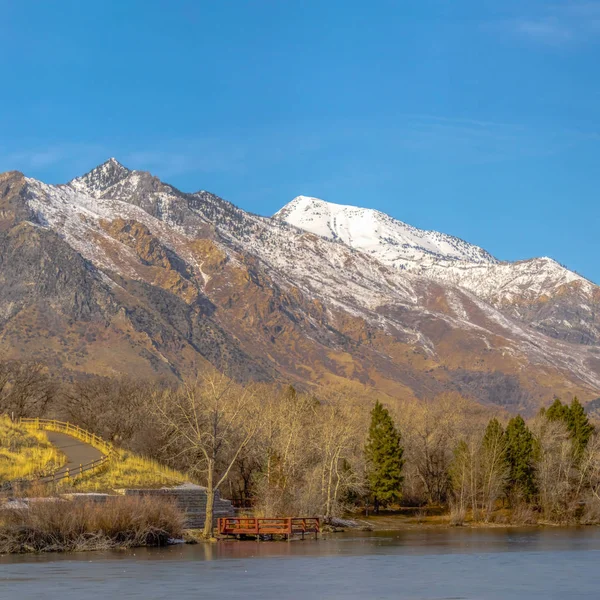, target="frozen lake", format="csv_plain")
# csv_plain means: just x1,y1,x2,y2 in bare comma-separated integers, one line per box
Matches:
2,528,600,599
